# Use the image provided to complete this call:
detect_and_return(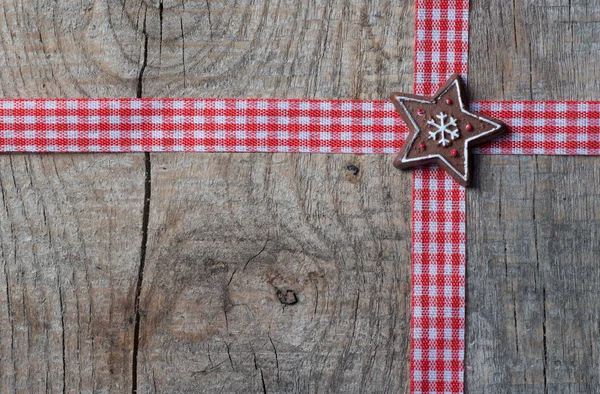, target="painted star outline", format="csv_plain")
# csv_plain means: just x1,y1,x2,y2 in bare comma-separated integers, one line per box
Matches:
390,74,506,186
